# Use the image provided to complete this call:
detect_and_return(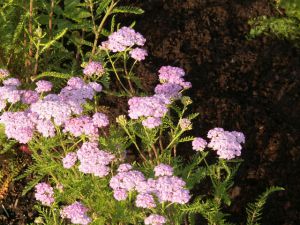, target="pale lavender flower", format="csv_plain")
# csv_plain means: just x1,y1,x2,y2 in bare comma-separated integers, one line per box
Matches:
36,119,55,137
88,82,102,92
155,176,191,204
179,118,192,130
77,142,114,177
154,83,182,100
63,152,78,169
192,137,207,151
31,98,73,126
92,112,109,128
136,193,156,208
60,201,91,225
34,182,54,206
144,214,166,225
113,188,128,201
129,48,148,61
67,77,85,89
3,78,21,86
136,178,157,194
35,80,53,93
158,66,192,89
0,69,9,78
154,164,173,177
64,116,98,138
128,95,169,119
21,90,39,104
0,111,36,143
117,163,132,172
142,117,162,129
110,170,146,192
83,61,105,77
0,86,21,104
207,128,245,160
101,27,146,52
